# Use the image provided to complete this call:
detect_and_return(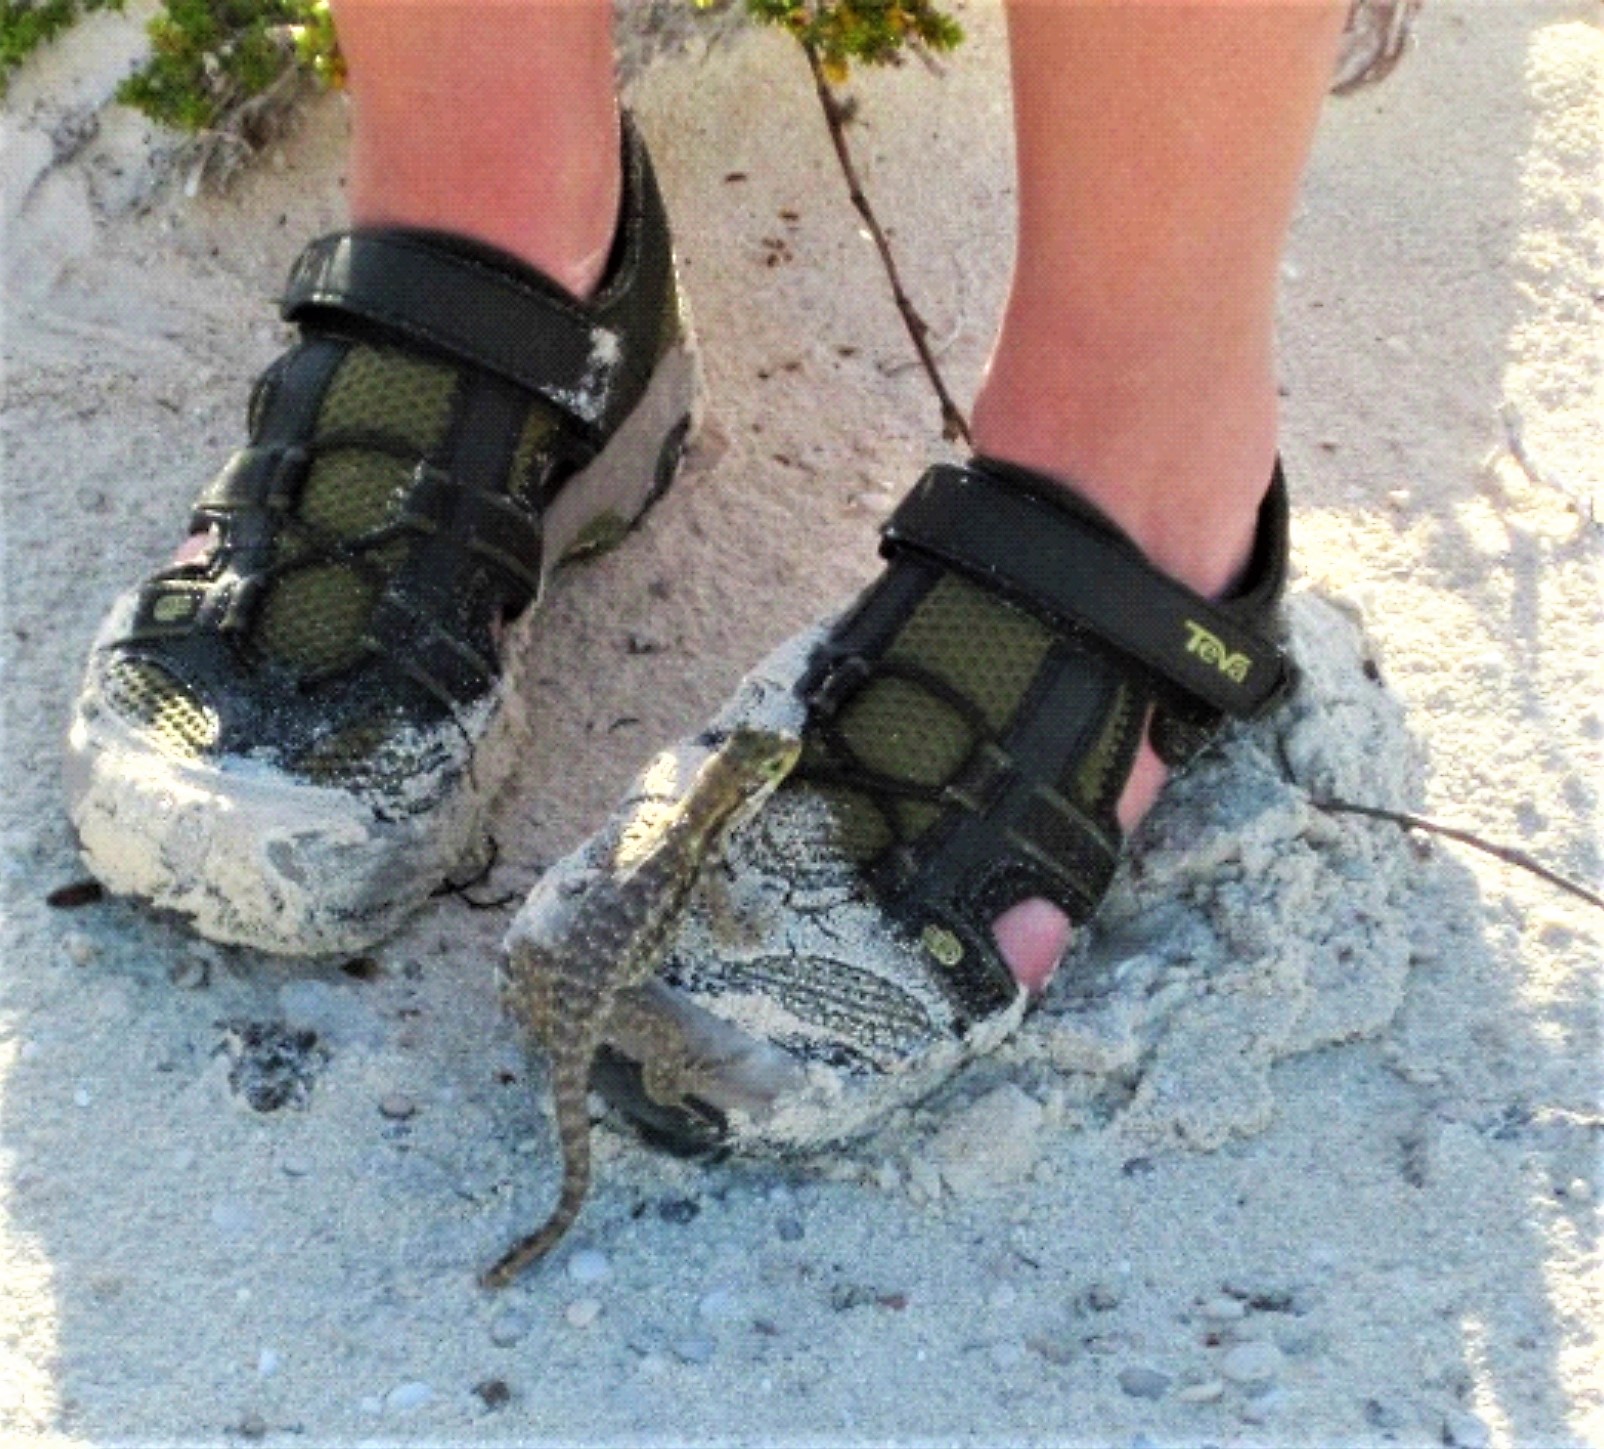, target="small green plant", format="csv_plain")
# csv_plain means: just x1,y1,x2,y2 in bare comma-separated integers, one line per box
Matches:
1,0,120,93
726,0,962,82
114,0,330,135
